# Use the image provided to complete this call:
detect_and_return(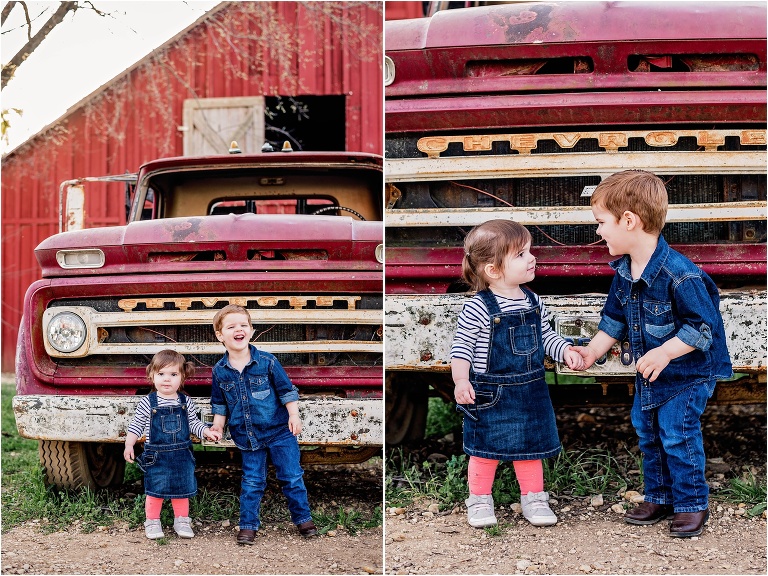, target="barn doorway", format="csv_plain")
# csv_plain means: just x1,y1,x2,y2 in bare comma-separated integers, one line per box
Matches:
265,96,346,152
